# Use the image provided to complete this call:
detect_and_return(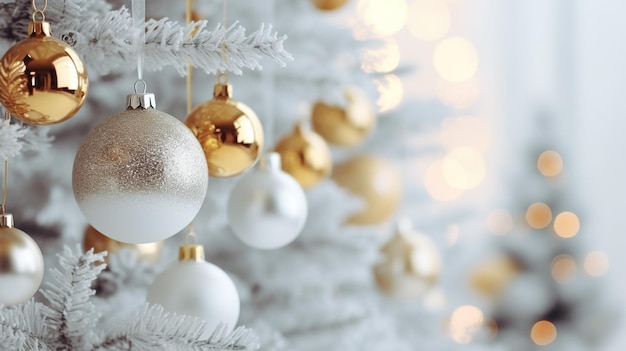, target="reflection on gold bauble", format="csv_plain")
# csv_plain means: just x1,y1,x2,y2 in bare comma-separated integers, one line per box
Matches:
185,81,264,177
311,87,375,146
332,154,401,224
0,22,88,125
311,0,349,11
374,220,440,299
274,123,332,189
470,254,520,298
82,225,163,263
